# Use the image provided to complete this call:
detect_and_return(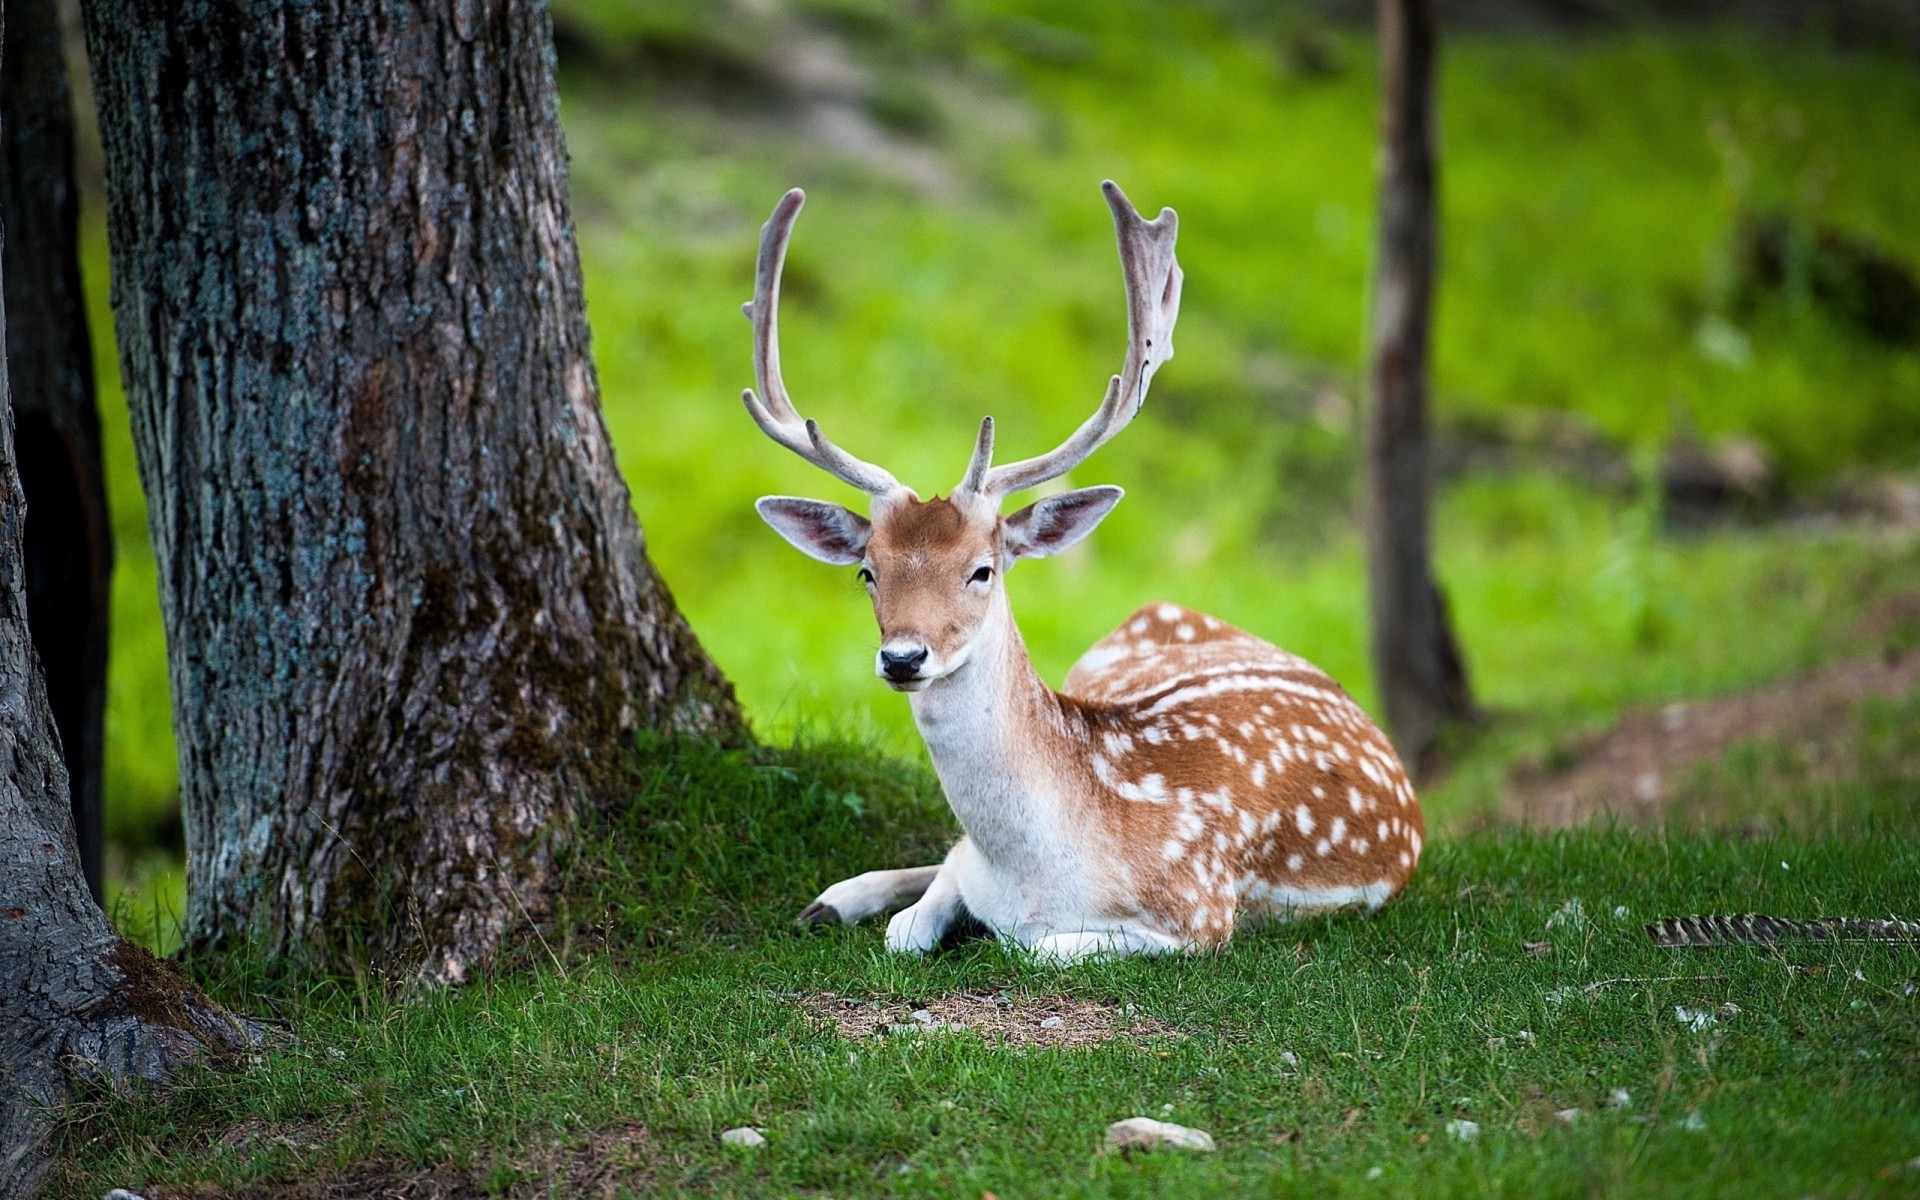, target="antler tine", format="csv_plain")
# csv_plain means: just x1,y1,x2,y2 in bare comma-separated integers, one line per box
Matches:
957,416,995,496
978,180,1182,499
741,188,901,496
